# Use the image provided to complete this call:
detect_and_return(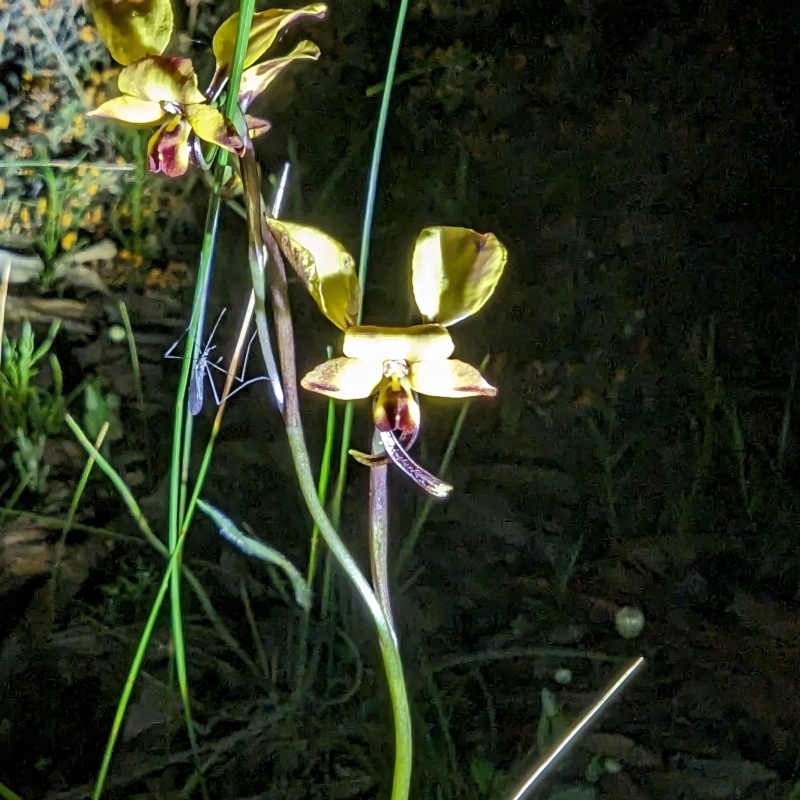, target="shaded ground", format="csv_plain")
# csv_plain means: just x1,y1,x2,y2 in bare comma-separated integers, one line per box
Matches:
2,0,800,798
